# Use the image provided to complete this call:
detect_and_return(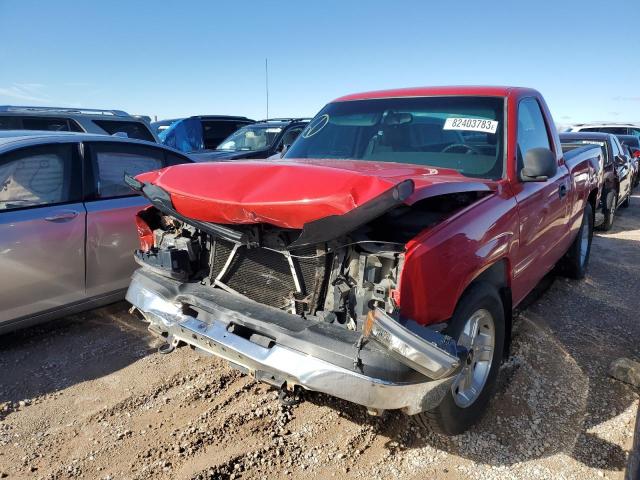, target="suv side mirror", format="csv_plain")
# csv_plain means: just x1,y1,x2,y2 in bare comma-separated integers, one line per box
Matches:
521,148,557,182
